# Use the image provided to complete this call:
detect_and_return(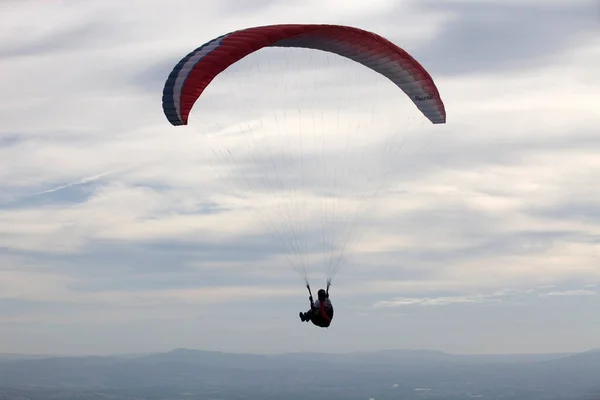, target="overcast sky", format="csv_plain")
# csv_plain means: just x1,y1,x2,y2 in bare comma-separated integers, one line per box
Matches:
1,0,599,356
